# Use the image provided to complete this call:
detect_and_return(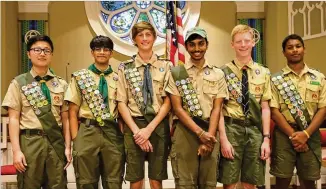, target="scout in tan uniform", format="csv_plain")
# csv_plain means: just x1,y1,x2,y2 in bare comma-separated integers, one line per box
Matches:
2,35,71,189
218,24,272,189
64,35,124,189
165,27,227,189
117,21,171,189
270,34,326,189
